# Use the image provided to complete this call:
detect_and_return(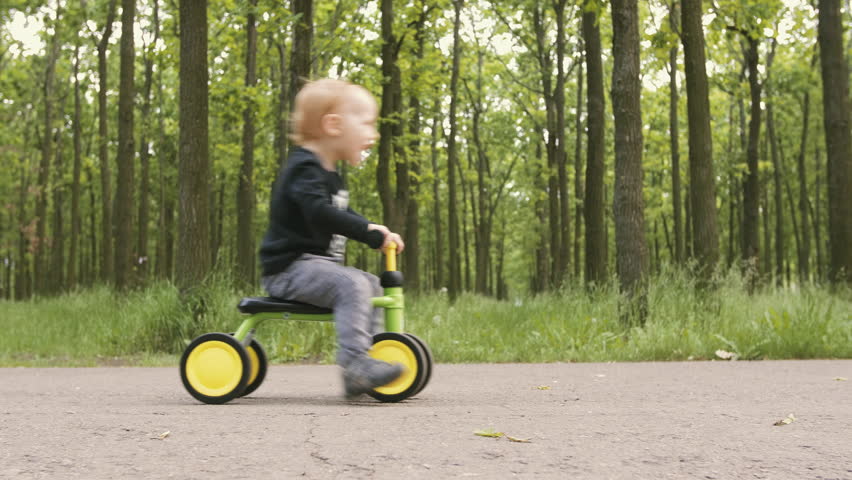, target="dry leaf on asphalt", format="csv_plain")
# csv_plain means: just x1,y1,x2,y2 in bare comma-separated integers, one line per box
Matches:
773,414,796,426
506,435,531,443
535,385,551,390
834,377,847,381
156,431,171,439
474,429,504,438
